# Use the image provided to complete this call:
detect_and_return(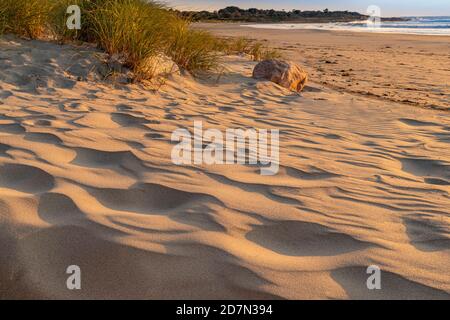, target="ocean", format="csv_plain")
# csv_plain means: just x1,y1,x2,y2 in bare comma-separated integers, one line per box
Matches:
244,16,450,36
